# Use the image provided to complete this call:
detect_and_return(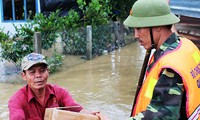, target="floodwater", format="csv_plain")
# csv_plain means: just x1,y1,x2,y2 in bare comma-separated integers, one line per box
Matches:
0,42,146,120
